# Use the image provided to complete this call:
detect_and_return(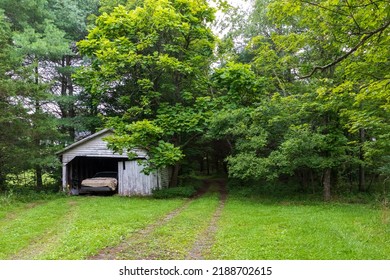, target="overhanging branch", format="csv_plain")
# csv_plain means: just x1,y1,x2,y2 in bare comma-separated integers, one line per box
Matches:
299,20,390,79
